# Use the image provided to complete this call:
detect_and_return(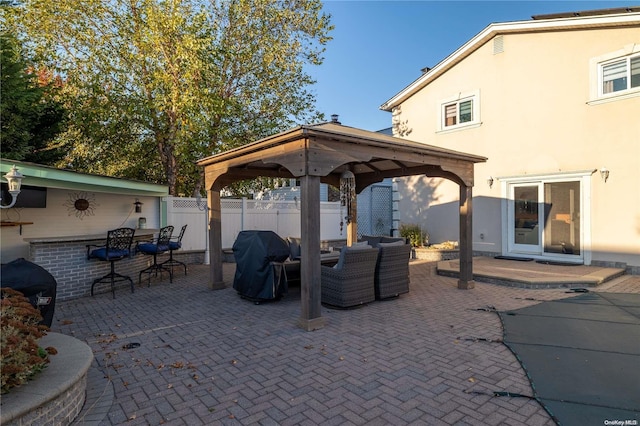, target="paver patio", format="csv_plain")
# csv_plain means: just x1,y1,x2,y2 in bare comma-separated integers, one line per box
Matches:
53,260,639,425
